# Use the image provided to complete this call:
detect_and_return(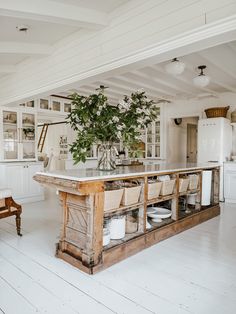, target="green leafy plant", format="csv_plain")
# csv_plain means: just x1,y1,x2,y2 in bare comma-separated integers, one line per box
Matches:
67,86,160,164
